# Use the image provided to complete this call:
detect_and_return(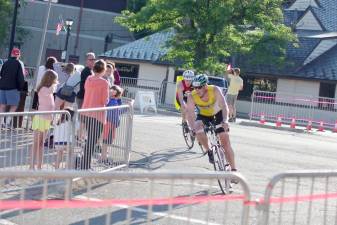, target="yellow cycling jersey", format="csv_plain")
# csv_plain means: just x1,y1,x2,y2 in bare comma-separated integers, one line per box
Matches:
191,85,221,116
